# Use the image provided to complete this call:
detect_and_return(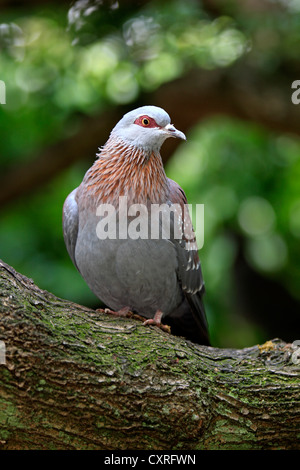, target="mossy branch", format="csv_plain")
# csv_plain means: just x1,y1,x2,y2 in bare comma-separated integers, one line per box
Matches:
0,260,299,450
